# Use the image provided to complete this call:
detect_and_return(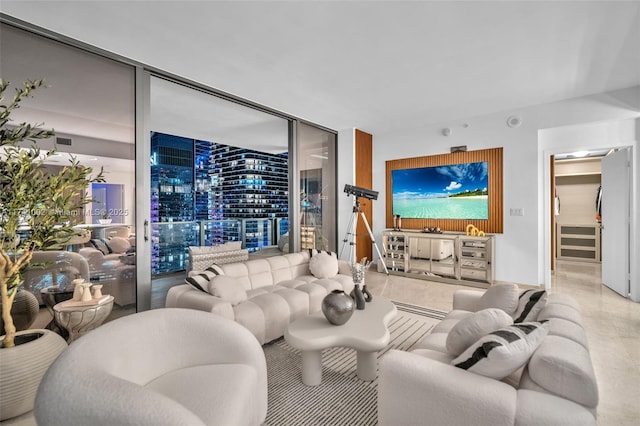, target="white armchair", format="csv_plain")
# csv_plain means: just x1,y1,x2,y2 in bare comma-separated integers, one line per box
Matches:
35,308,268,426
22,251,91,304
